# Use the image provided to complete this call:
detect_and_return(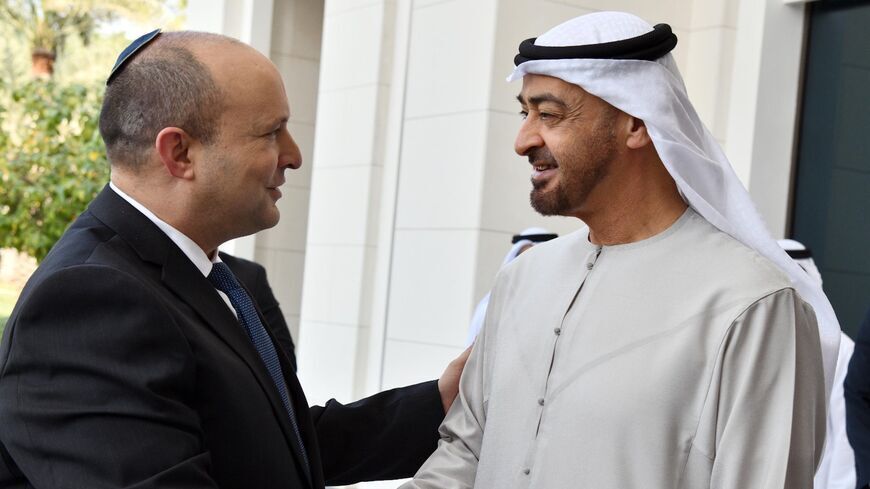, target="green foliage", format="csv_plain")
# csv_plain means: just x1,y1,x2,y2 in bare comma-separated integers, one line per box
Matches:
0,79,108,261
0,0,164,57
0,1,185,263
0,15,29,82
